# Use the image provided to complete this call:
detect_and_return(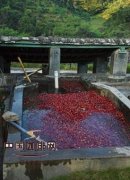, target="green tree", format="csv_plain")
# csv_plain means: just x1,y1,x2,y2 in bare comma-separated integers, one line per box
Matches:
19,9,36,35
0,27,28,36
